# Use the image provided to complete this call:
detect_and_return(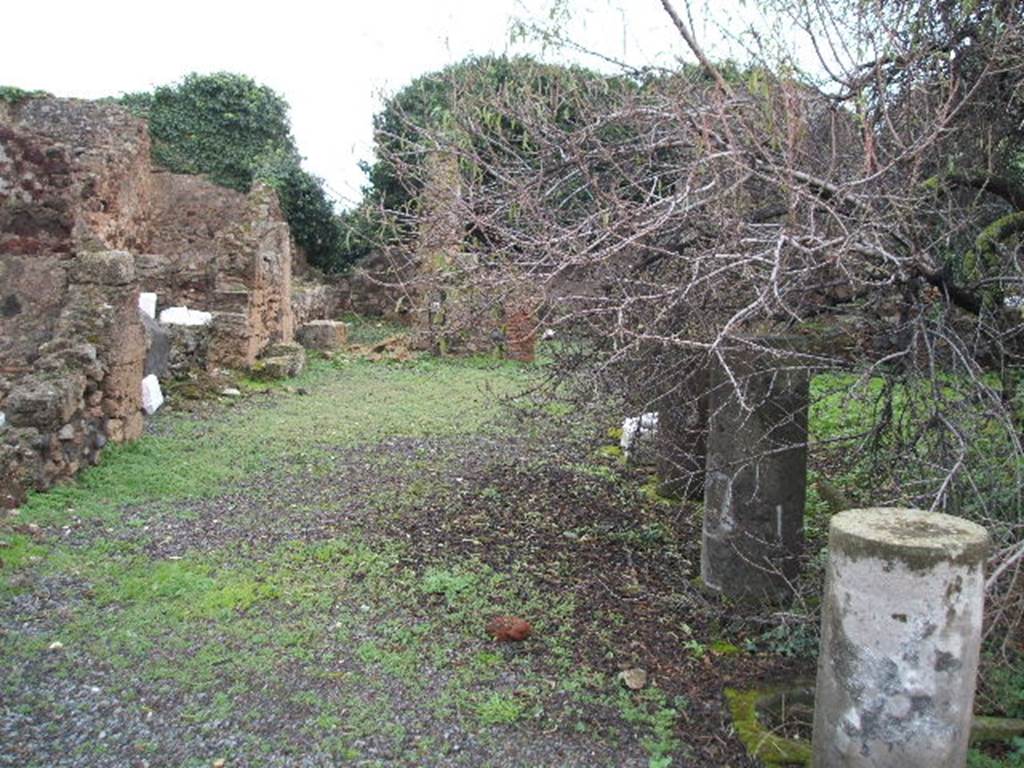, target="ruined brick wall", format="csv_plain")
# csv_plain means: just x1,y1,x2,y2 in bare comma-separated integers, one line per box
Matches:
140,173,294,368
0,98,150,506
0,96,297,506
